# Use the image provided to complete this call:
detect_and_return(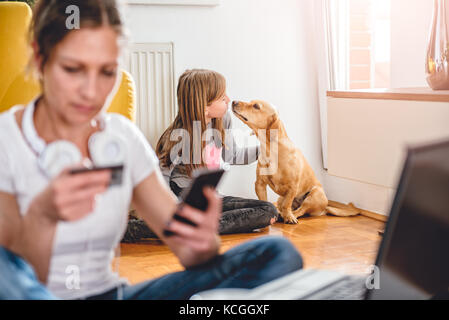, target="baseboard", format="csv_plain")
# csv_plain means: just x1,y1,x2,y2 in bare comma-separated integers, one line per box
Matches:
328,200,389,222
323,172,394,218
